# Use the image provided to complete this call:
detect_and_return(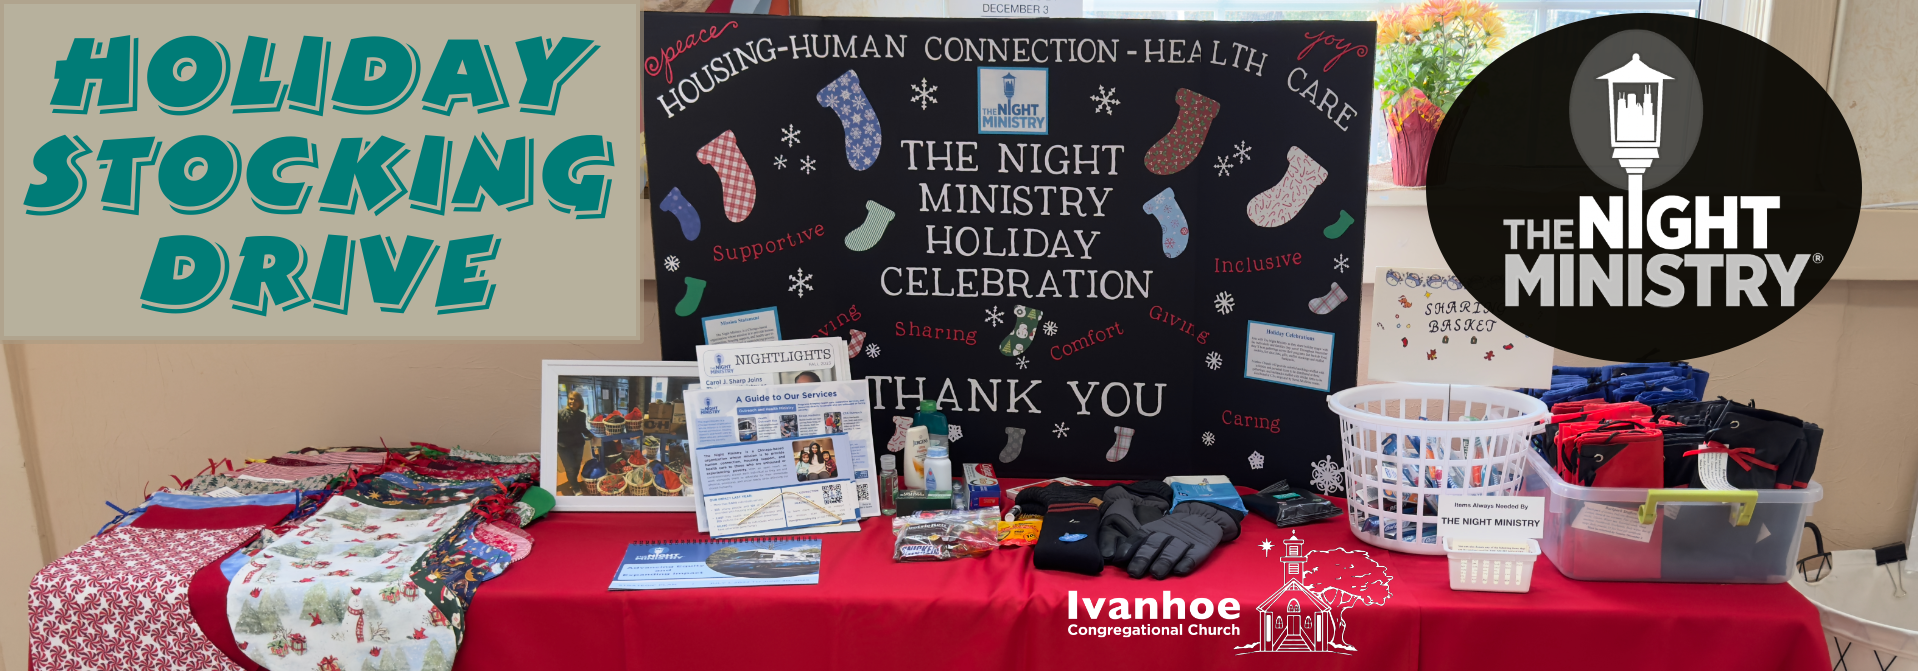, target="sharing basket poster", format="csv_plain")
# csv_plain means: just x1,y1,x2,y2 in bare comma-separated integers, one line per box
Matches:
1367,267,1552,388
646,14,1373,486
